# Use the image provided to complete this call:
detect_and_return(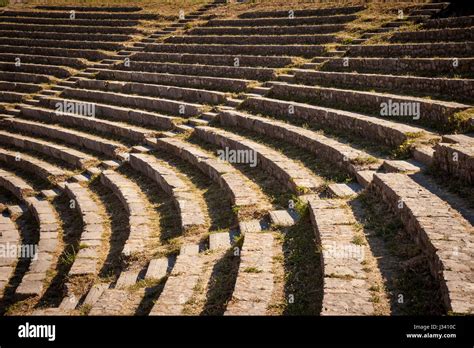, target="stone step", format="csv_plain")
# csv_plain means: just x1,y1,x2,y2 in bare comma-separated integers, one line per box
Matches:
0,129,98,169
188,118,209,127
433,139,474,185
6,204,27,220
0,16,139,27
130,145,151,154
409,8,442,16
269,209,298,227
145,43,326,58
0,22,141,34
277,74,294,82
239,5,364,18
52,91,177,129
34,5,142,11
412,145,434,167
39,90,58,96
23,101,160,143
1,10,157,20
370,173,474,314
64,182,105,276
249,86,270,96
100,170,152,255
114,60,276,81
0,29,132,42
294,69,474,103
382,159,424,174
0,37,124,52
175,124,194,133
193,126,324,194
348,42,474,58
326,50,346,57
2,108,20,117
4,117,127,159
308,197,375,315
18,195,61,297
0,214,21,296
348,38,366,45
0,148,69,183
89,287,144,315
225,232,275,315
56,81,76,87
22,99,41,106
209,232,234,250
423,15,474,30
206,14,358,27
301,62,321,69
40,189,60,199
391,28,474,43
148,137,271,217
130,51,294,68
100,160,121,170
225,98,243,108
189,23,346,36
217,109,381,178
149,245,203,315
166,34,338,45
71,174,90,183
115,269,140,289
76,78,226,105
83,165,101,176
202,112,218,121
355,170,375,188
0,91,28,103
441,133,474,144
129,153,207,232
239,219,265,234
321,57,474,78
95,68,250,93
0,81,42,94
327,182,362,198
241,95,431,148
145,258,170,280
61,86,203,118
0,71,51,84
0,45,110,61
82,283,109,307
268,81,468,131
